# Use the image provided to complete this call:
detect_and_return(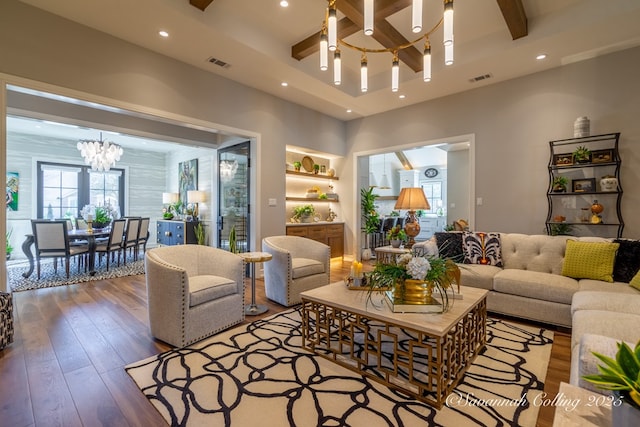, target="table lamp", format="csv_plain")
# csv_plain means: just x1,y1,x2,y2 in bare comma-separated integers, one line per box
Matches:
394,187,430,248
187,190,206,220
162,192,179,215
